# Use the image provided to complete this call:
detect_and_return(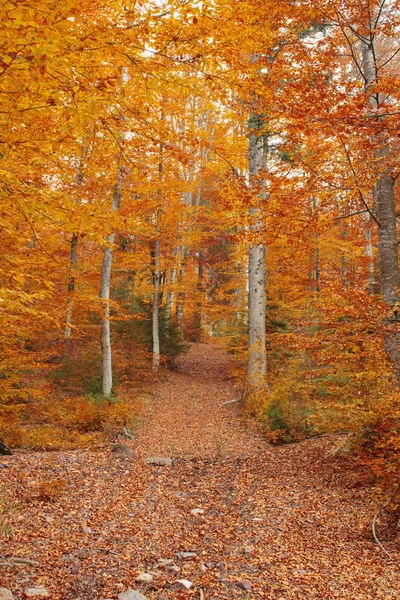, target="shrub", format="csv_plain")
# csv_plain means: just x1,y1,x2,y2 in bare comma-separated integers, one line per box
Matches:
5,393,138,451
263,354,318,444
